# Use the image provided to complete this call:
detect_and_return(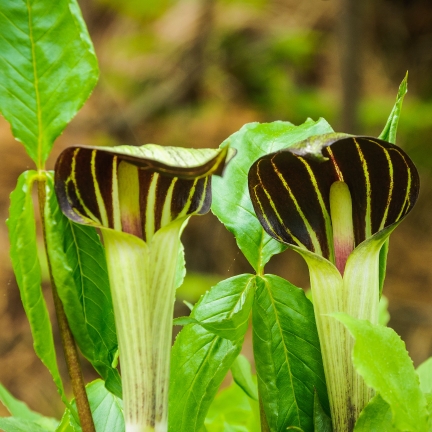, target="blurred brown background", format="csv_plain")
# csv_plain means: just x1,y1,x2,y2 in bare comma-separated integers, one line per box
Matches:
1,0,432,420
